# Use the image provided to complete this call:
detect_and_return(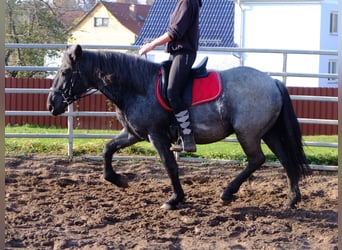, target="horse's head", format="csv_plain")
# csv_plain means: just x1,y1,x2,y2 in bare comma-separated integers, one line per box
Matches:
47,45,90,116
